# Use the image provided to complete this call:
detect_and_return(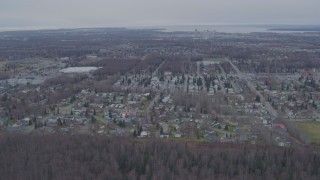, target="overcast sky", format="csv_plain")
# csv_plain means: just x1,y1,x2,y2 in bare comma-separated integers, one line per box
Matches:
1,0,320,29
